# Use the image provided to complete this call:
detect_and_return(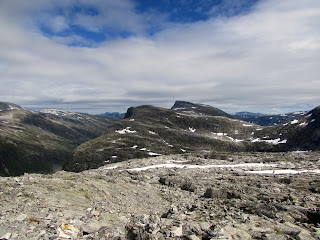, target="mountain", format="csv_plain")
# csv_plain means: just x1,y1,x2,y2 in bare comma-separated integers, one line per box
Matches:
172,100,233,118
0,102,121,176
63,103,271,172
103,112,125,118
64,101,320,172
233,111,307,126
252,106,320,151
